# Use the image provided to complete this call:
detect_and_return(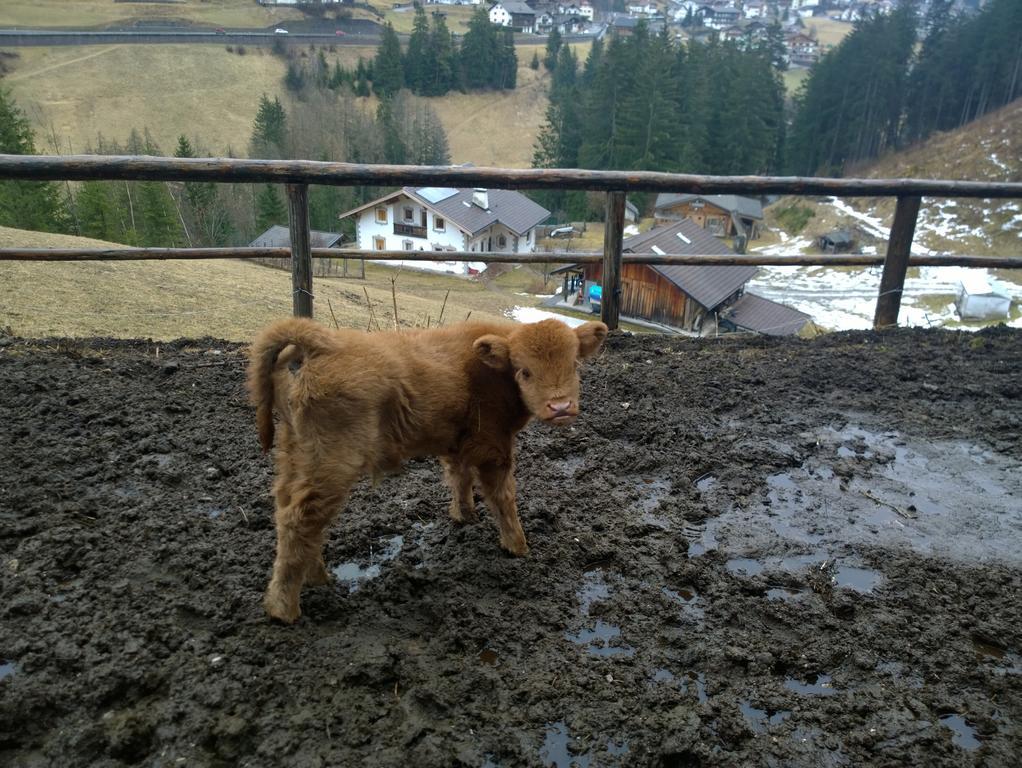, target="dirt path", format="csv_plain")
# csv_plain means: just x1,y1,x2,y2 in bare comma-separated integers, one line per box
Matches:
5,45,122,82
1,328,1020,766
